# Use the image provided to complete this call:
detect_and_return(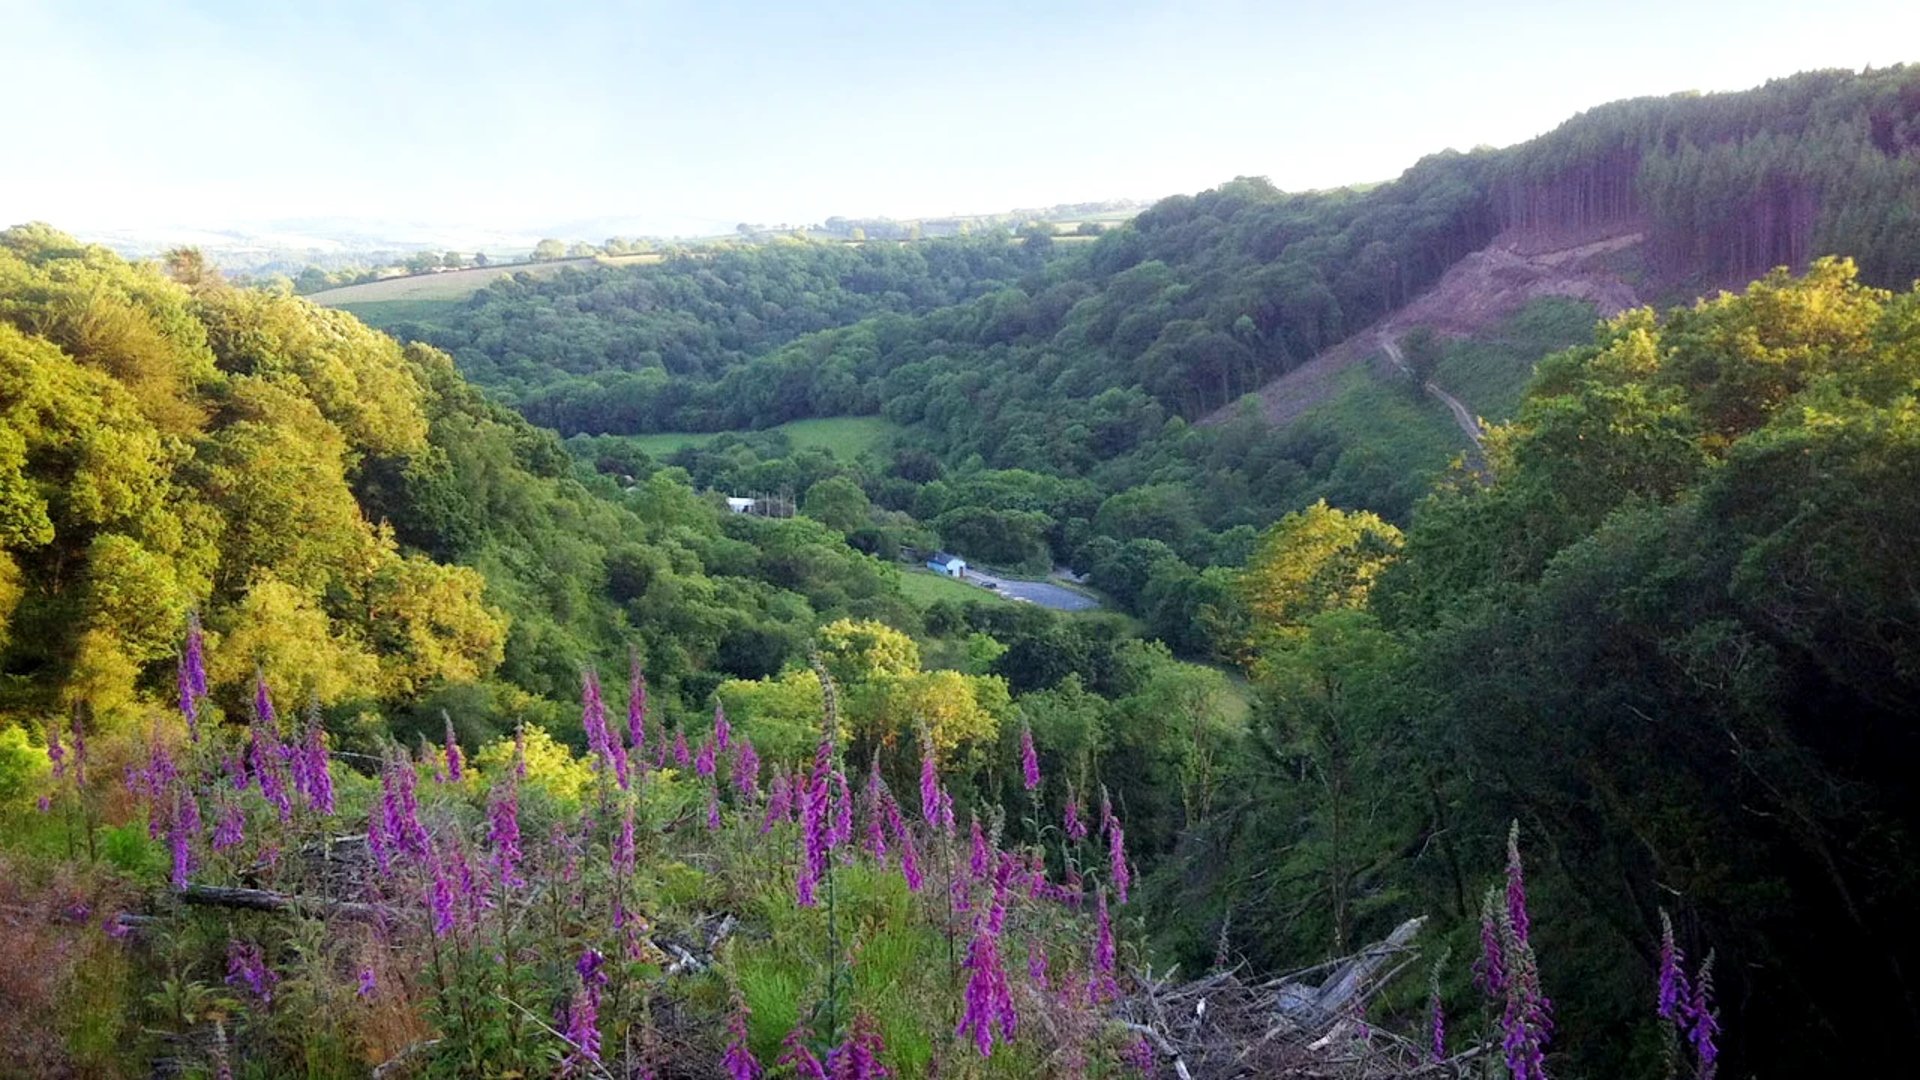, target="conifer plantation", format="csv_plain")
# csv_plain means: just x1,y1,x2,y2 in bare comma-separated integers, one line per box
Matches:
3,43,1919,1080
